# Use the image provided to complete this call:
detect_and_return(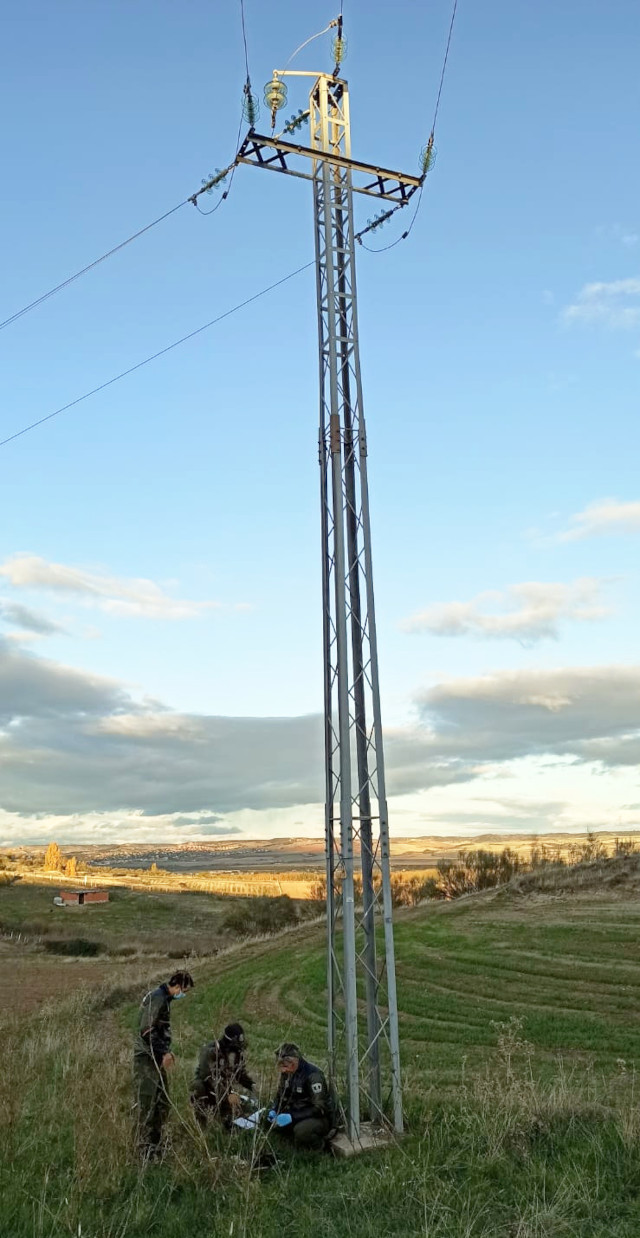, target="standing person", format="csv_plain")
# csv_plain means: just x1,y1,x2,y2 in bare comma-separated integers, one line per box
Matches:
268,1042,336,1151
191,1022,255,1130
133,970,194,1161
